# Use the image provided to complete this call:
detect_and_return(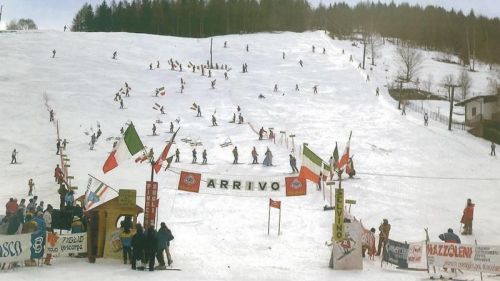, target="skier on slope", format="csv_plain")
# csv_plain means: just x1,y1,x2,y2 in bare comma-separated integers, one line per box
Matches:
152,124,157,136
491,142,496,156
299,60,303,67
313,85,318,94
192,148,197,163
251,147,258,164
197,105,202,117
232,146,238,164
149,63,153,70
160,106,165,114
120,99,124,109
175,148,180,163
49,109,54,121
11,149,18,164
212,115,218,126
28,179,35,196
56,139,61,155
52,49,56,58
113,51,117,59
170,122,174,133
424,113,429,126
263,147,273,166
238,113,244,124
211,79,216,89
202,149,207,164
